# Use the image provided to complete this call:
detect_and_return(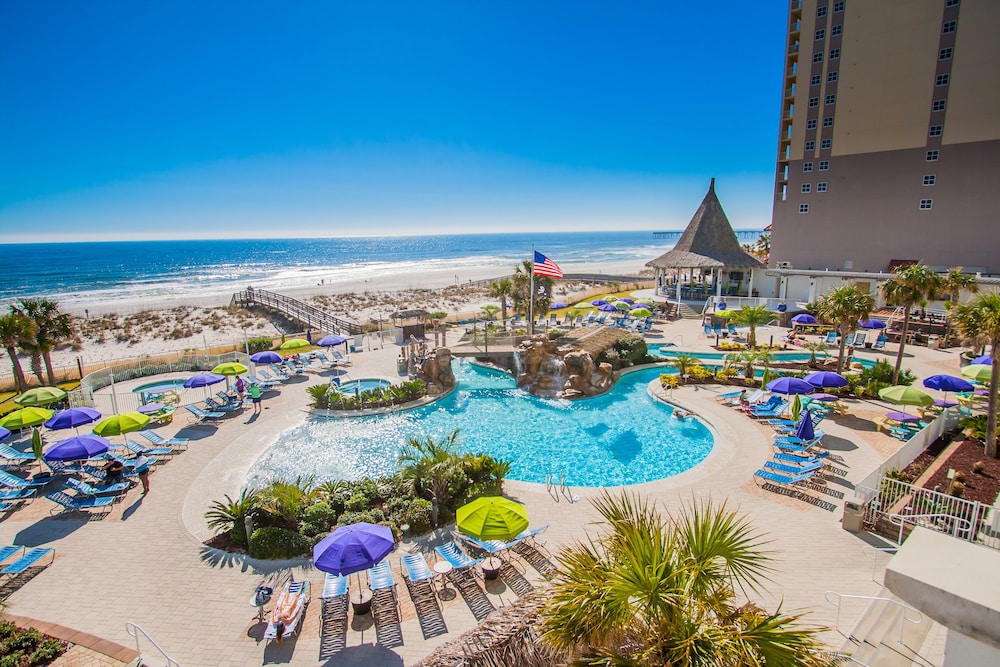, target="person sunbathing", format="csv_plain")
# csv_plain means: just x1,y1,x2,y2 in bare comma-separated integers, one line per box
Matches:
271,588,305,641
